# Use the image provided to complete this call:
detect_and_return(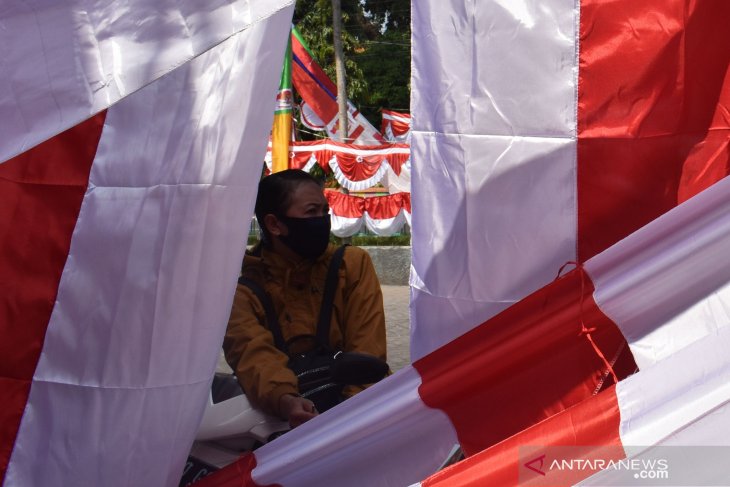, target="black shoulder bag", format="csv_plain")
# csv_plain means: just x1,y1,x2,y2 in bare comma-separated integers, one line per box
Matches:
238,245,347,413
